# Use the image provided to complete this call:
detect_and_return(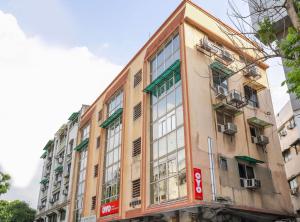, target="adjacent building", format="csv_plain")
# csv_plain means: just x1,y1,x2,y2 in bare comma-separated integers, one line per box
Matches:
276,101,300,217
35,105,89,222
66,1,293,221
